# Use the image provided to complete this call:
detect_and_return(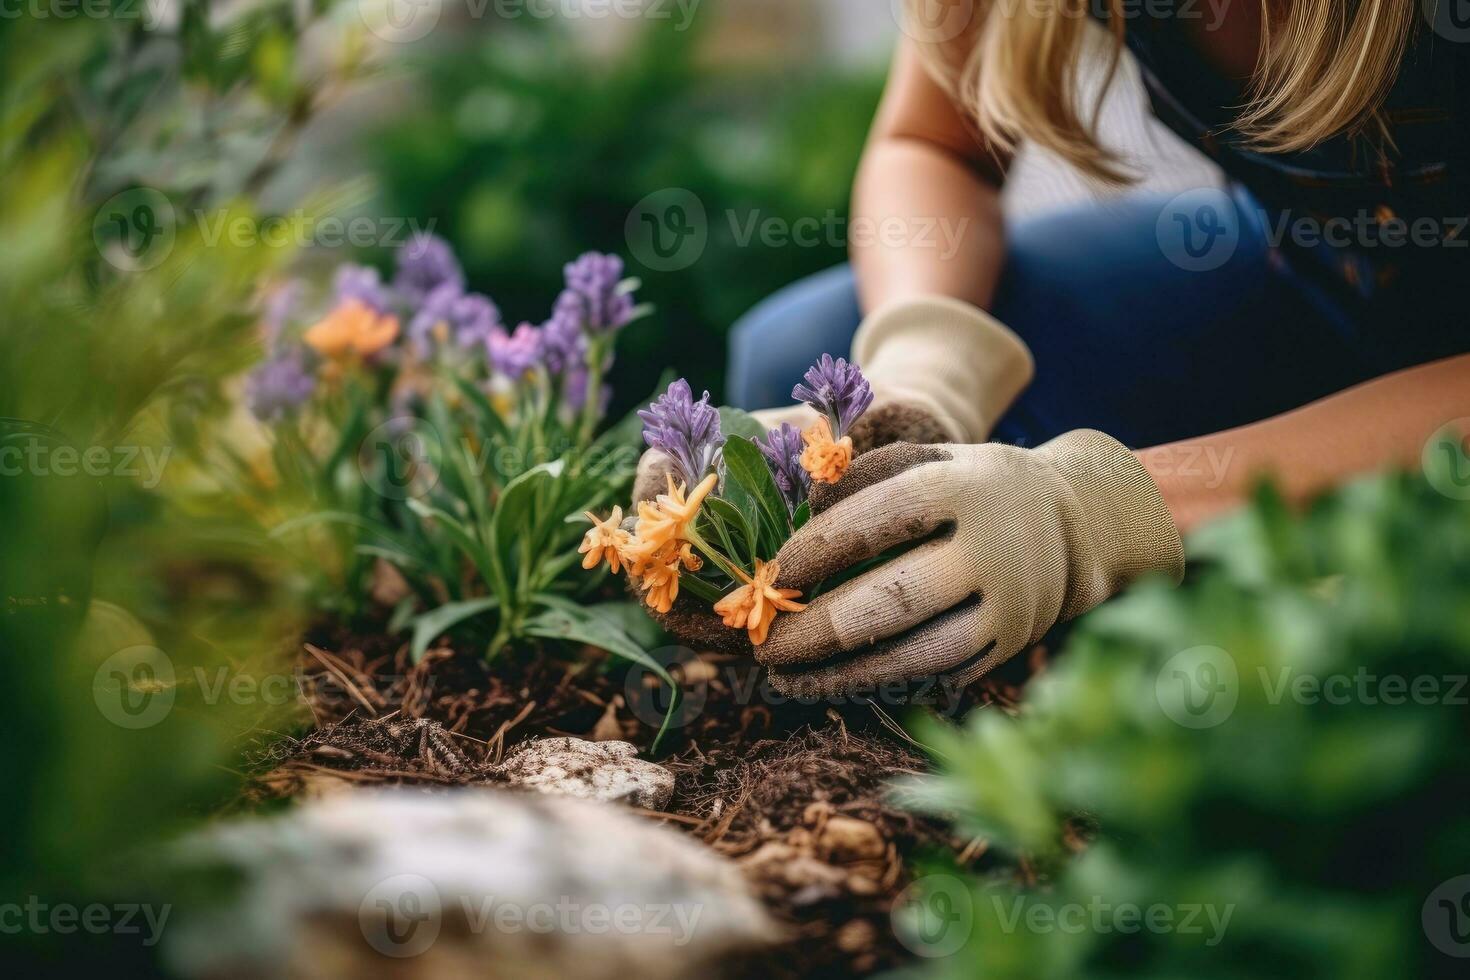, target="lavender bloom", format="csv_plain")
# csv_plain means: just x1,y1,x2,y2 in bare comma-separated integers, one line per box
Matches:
555,252,636,335
487,322,543,378
756,423,810,514
409,282,501,356
246,353,315,422
791,354,874,438
394,233,464,304
638,379,723,489
333,264,392,314
541,303,587,376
